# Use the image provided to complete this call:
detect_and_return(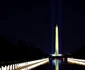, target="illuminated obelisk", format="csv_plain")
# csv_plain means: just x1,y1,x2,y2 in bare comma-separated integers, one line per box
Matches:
55,25,59,70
